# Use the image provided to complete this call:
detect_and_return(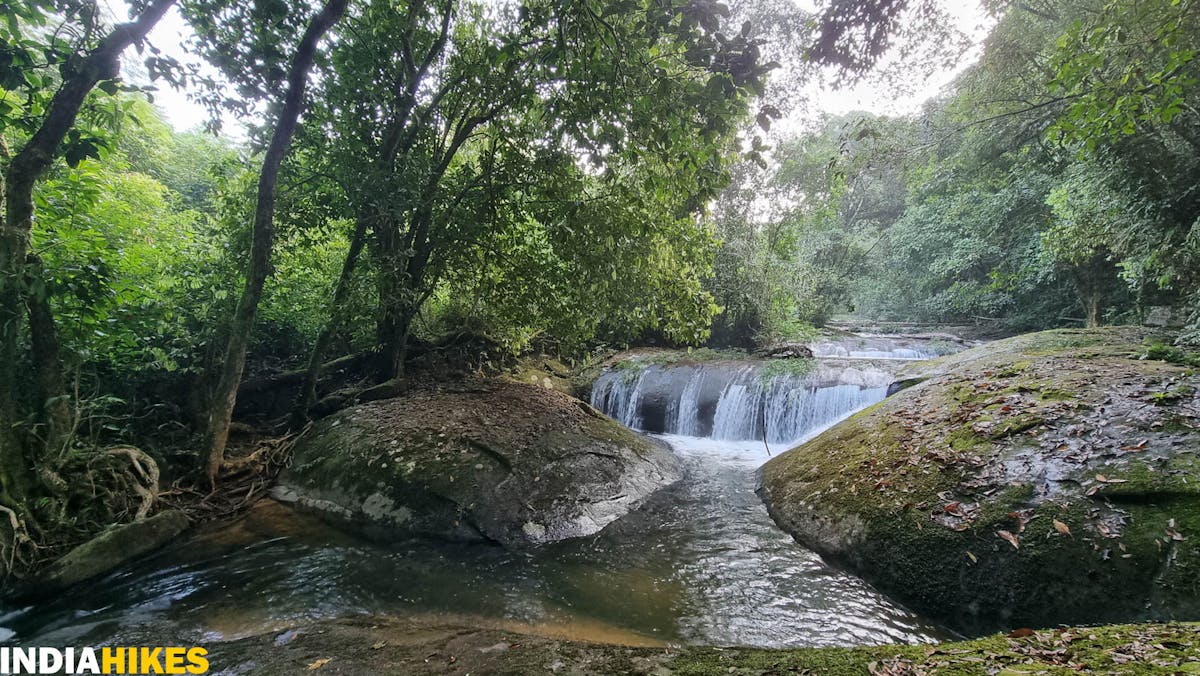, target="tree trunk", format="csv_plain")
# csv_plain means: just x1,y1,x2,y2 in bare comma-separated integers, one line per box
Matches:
24,256,71,456
290,212,369,427
203,0,350,483
372,117,480,379
373,217,409,380
377,211,433,381
0,0,177,503
1085,295,1100,328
